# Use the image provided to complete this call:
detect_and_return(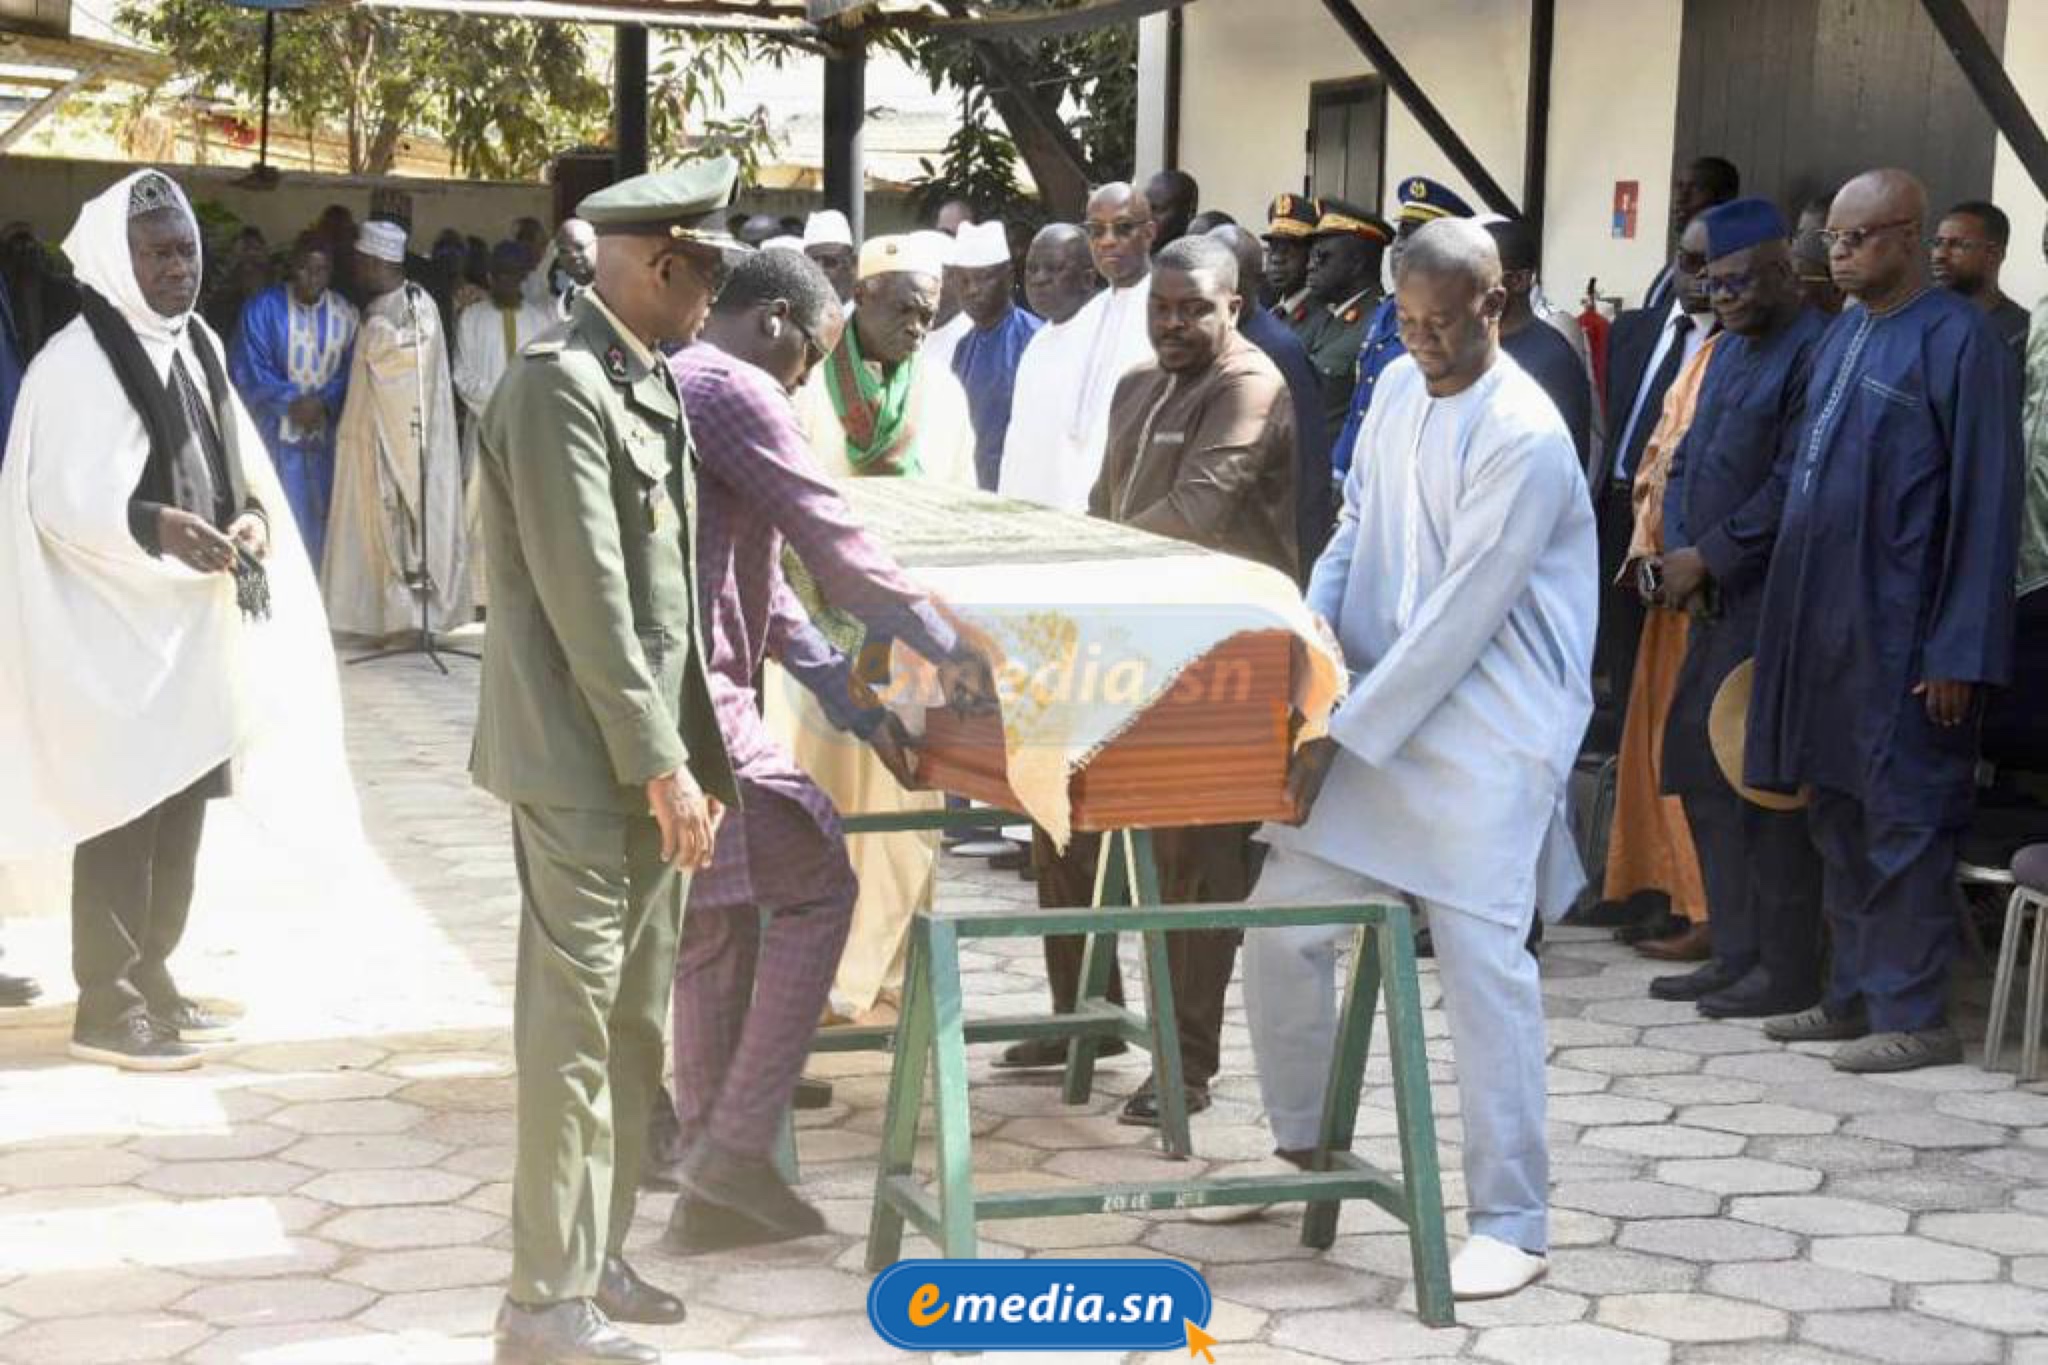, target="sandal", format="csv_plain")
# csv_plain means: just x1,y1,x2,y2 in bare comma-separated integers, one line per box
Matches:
1832,1027,1962,1074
